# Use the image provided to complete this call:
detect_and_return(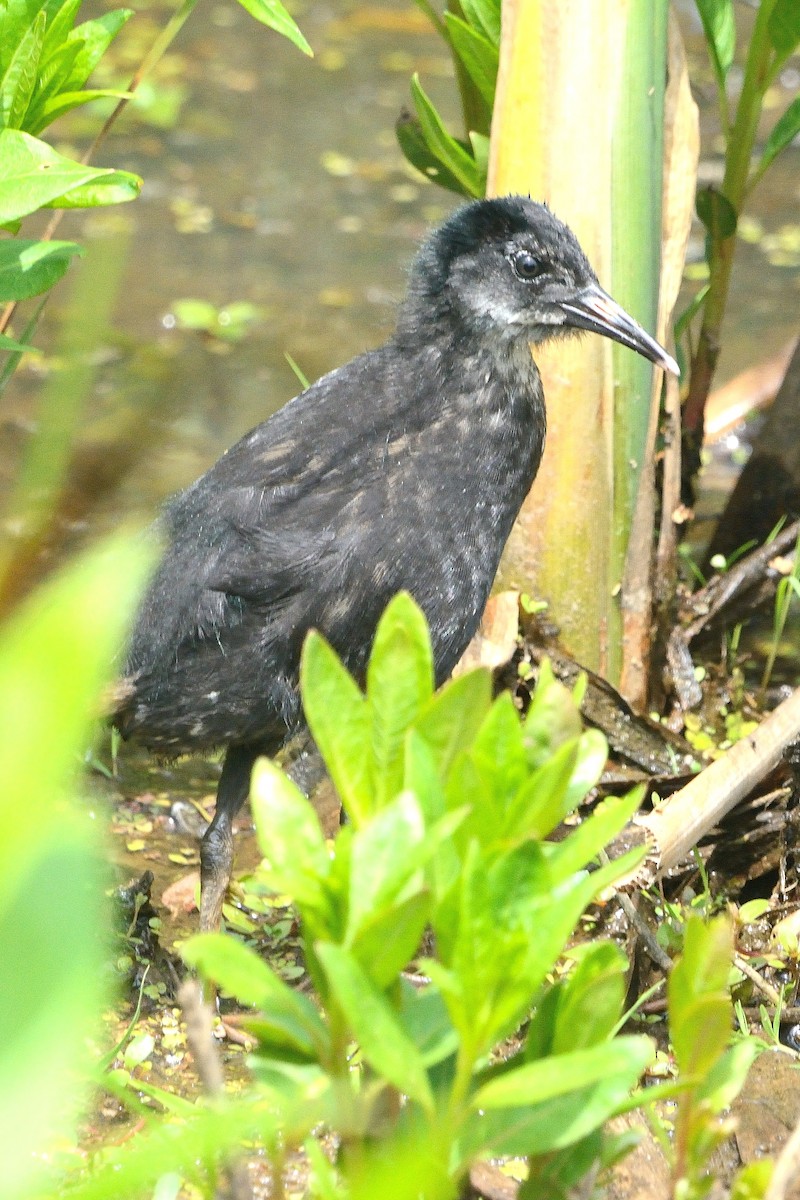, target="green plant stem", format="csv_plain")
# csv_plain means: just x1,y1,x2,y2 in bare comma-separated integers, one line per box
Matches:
684,0,775,435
